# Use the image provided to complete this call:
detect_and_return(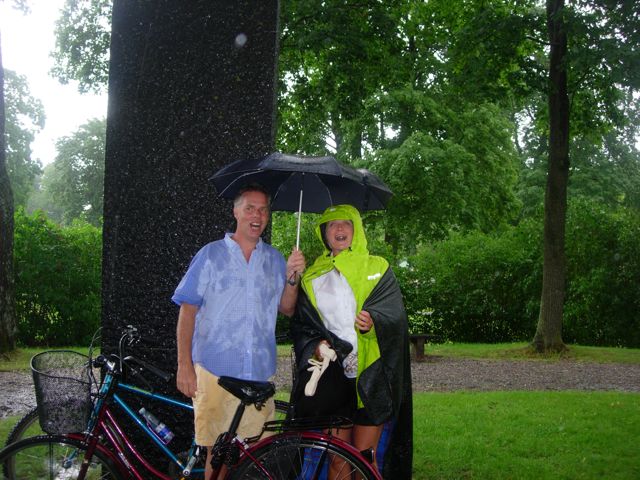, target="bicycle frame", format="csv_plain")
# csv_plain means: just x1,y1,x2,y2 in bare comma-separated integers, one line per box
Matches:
76,359,204,480
81,374,376,480
37,327,379,480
